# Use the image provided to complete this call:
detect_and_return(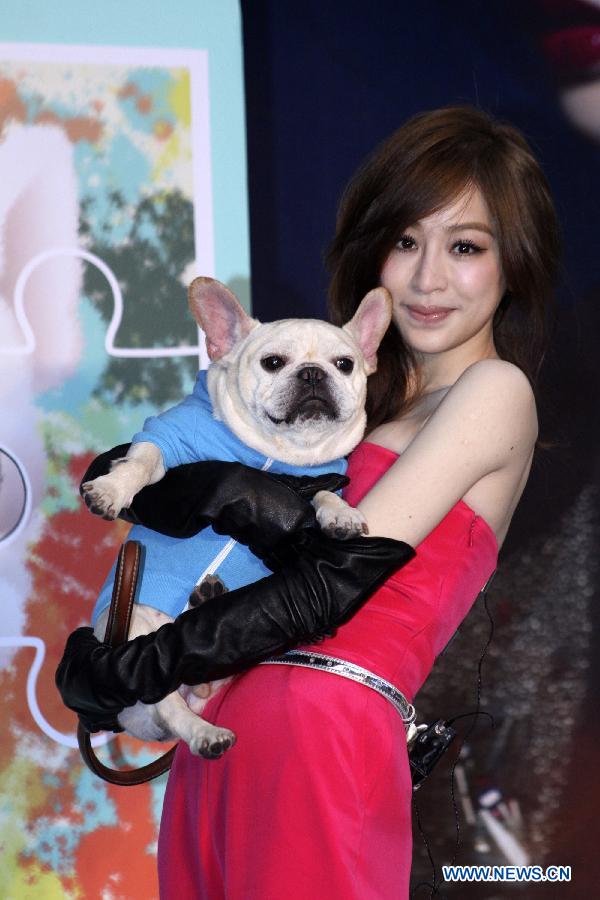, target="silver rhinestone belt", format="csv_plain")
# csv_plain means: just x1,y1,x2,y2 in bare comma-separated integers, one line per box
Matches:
259,650,416,725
